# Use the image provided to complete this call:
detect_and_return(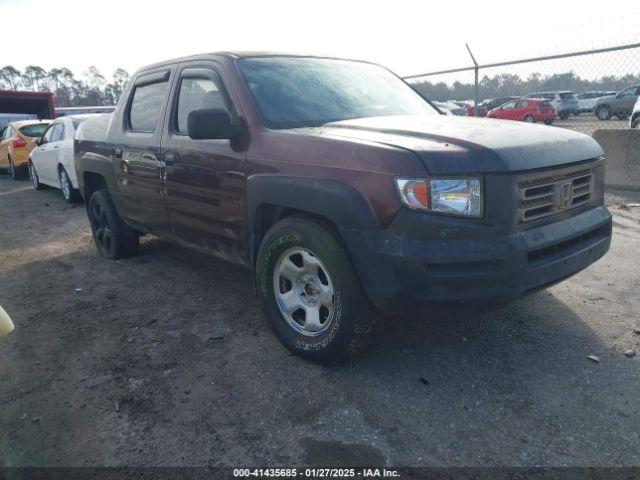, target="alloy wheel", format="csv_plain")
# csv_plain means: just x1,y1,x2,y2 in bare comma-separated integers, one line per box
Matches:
30,163,38,188
597,107,610,120
60,169,71,200
91,202,112,254
273,248,335,336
